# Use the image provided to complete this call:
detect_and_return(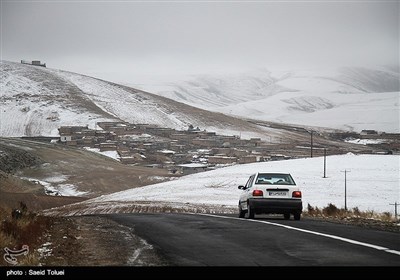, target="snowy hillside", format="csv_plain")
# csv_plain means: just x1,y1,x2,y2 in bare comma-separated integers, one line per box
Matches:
133,67,400,133
91,154,399,214
2,60,397,139
0,61,279,139
0,61,119,136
